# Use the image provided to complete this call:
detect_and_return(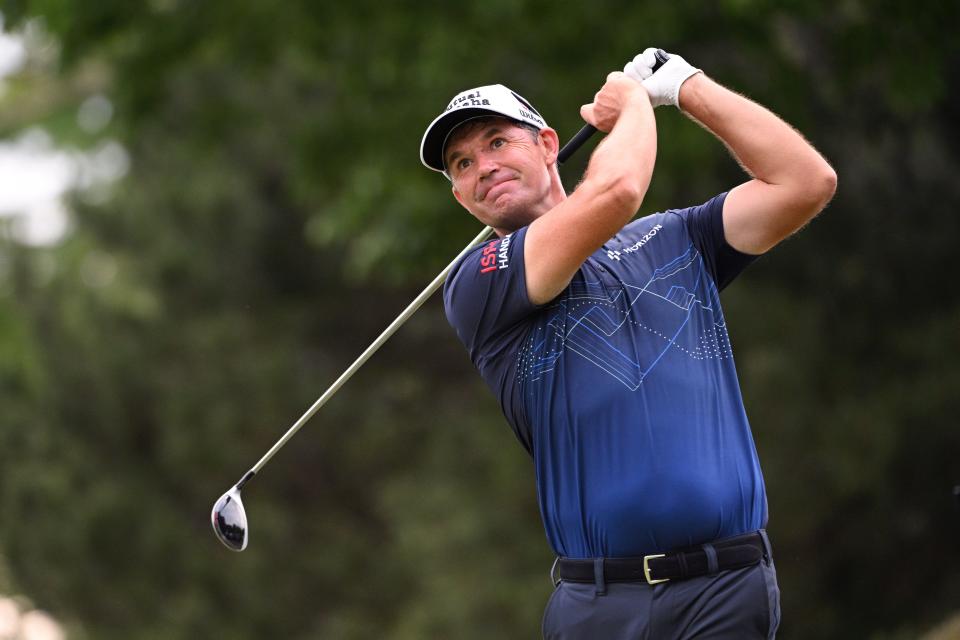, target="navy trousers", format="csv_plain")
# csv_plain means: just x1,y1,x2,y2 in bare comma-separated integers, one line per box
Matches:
542,548,780,639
